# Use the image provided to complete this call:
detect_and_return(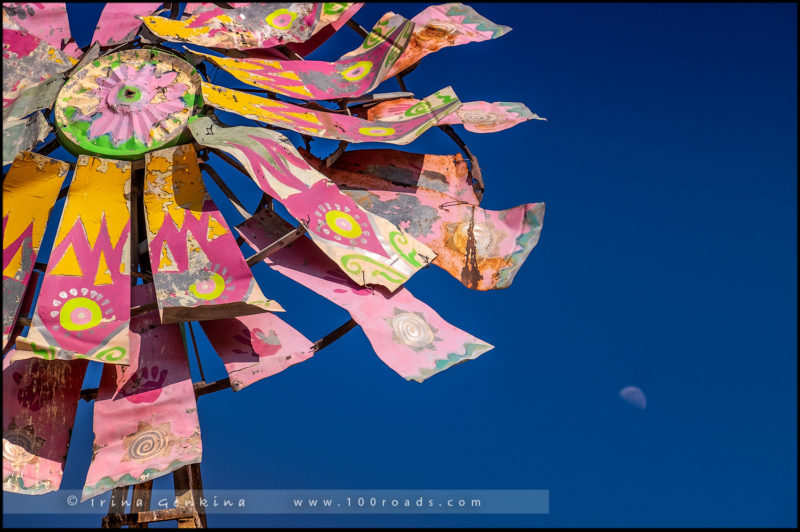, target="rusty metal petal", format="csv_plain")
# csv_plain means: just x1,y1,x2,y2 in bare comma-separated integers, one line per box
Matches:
321,148,480,205
200,314,314,391
387,2,512,78
1,3,81,58
15,156,132,364
189,116,436,292
91,3,163,47
2,112,51,166
191,13,414,100
140,3,322,50
81,283,202,501
362,99,546,134
308,153,545,290
3,152,70,349
2,352,88,494
200,82,461,145
237,209,494,382
143,144,283,322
